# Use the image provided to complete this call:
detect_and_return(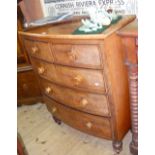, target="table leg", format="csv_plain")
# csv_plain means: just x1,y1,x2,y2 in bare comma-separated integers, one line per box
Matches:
128,66,138,155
